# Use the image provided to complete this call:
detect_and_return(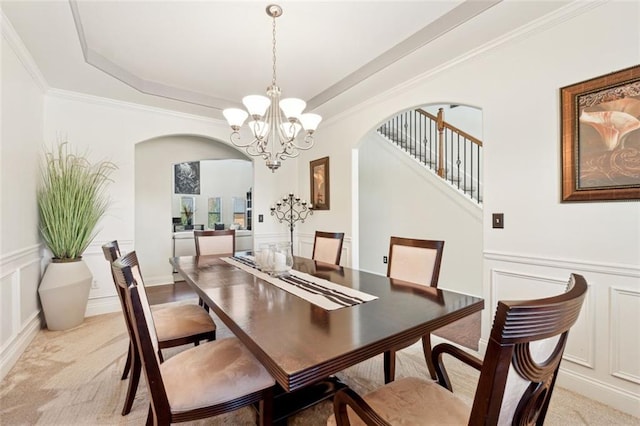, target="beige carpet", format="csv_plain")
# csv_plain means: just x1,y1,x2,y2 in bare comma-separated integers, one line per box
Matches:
1,306,637,425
